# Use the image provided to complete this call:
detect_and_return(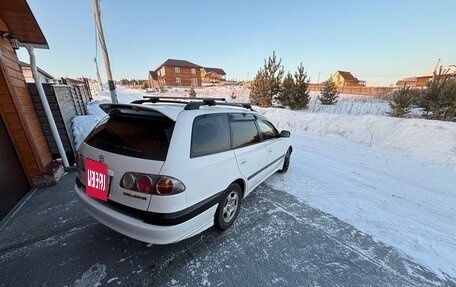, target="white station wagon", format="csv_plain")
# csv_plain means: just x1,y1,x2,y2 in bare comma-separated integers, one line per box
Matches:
75,97,292,244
